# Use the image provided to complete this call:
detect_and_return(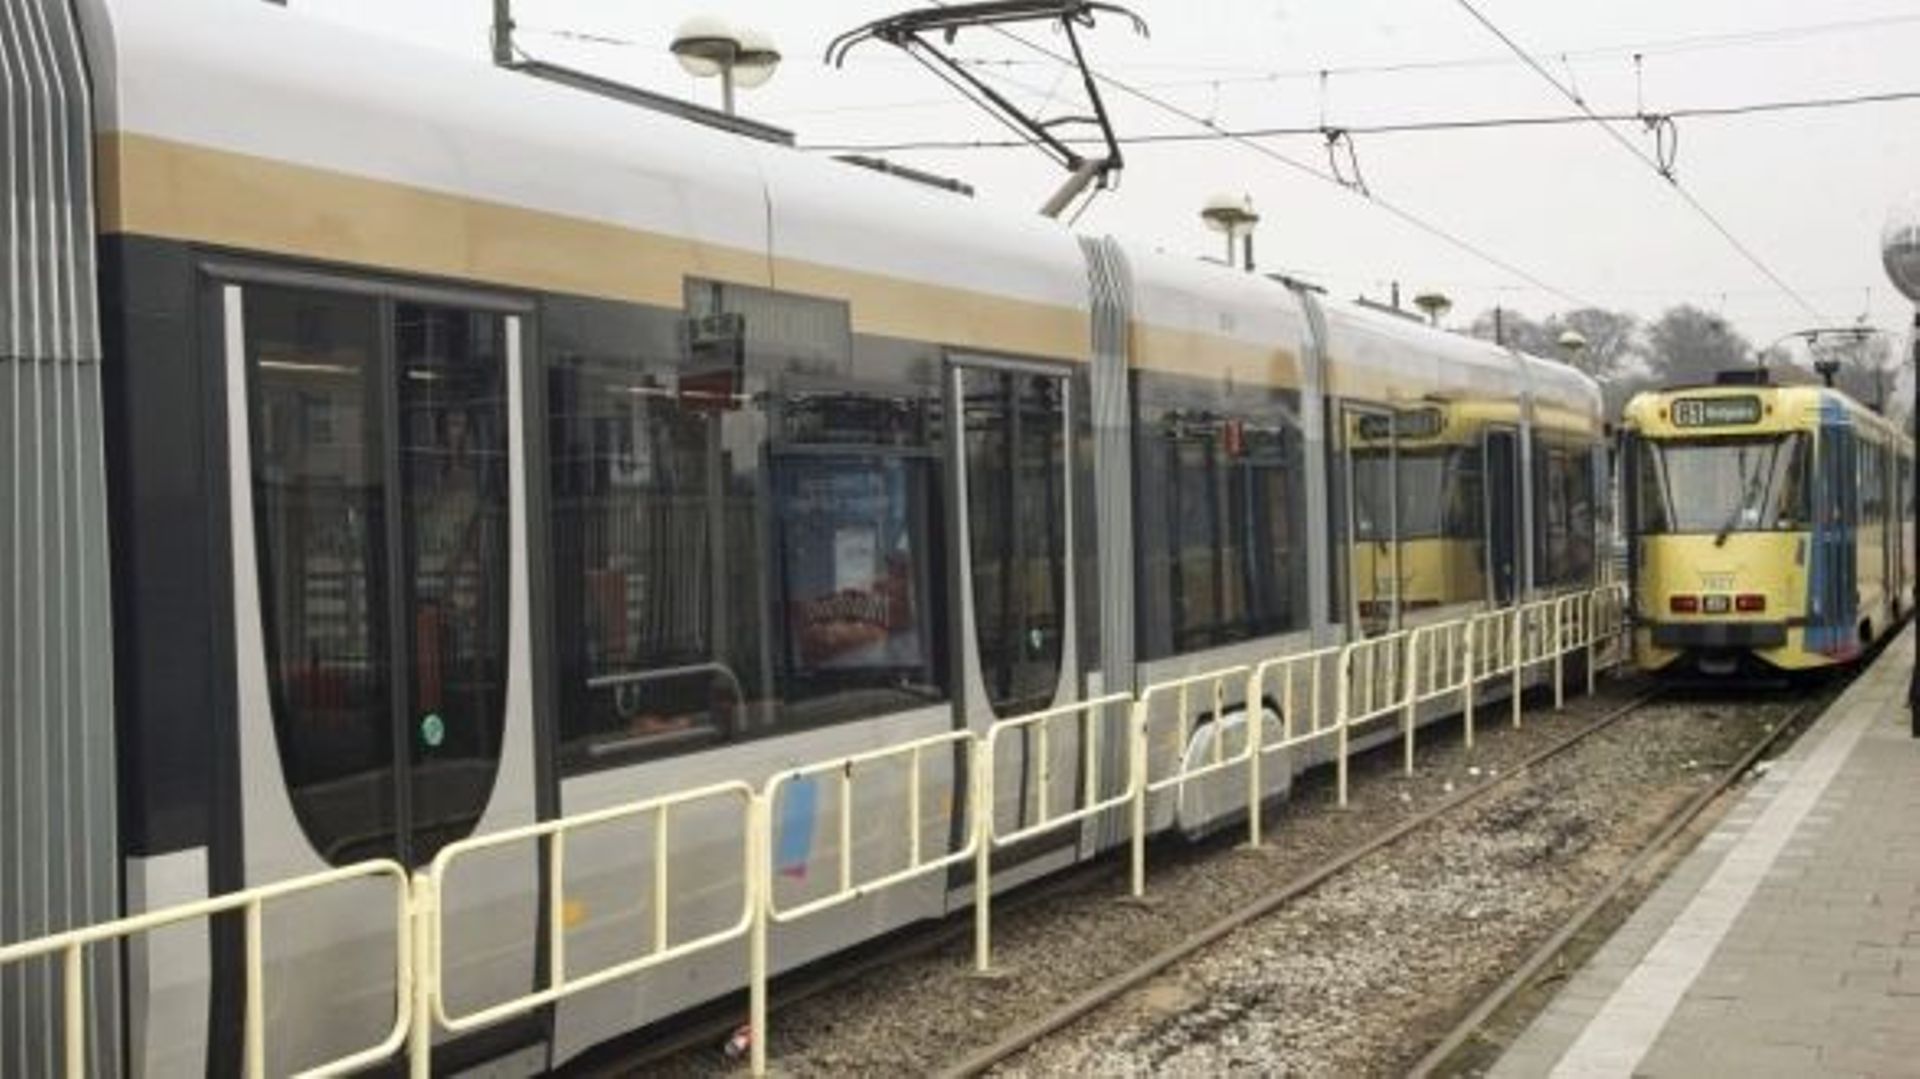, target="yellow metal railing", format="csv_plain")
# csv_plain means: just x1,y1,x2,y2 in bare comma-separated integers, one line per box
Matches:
1129,667,1254,893
1245,645,1344,843
978,693,1135,971
0,860,412,1079
1338,630,1411,804
4,584,1631,1078
412,781,758,1078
